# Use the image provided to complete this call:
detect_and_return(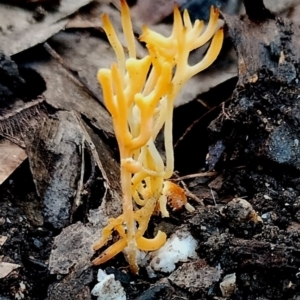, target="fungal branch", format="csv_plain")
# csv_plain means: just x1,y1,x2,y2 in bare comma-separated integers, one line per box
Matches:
93,0,224,273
